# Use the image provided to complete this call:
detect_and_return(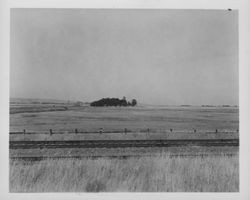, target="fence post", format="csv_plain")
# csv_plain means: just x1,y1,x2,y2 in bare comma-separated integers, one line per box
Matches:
215,129,218,133
23,129,26,134
146,128,150,137
75,129,78,134
50,129,53,136
124,128,127,134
